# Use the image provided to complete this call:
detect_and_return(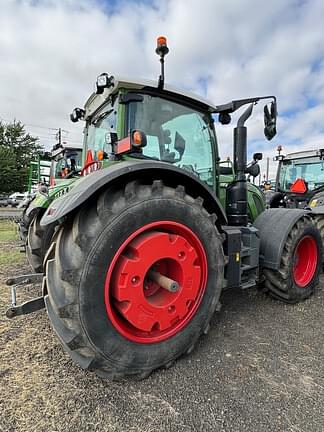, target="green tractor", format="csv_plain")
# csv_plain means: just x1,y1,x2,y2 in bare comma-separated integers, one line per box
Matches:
7,38,323,380
48,142,83,187
270,147,324,208
18,142,83,272
269,147,324,249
